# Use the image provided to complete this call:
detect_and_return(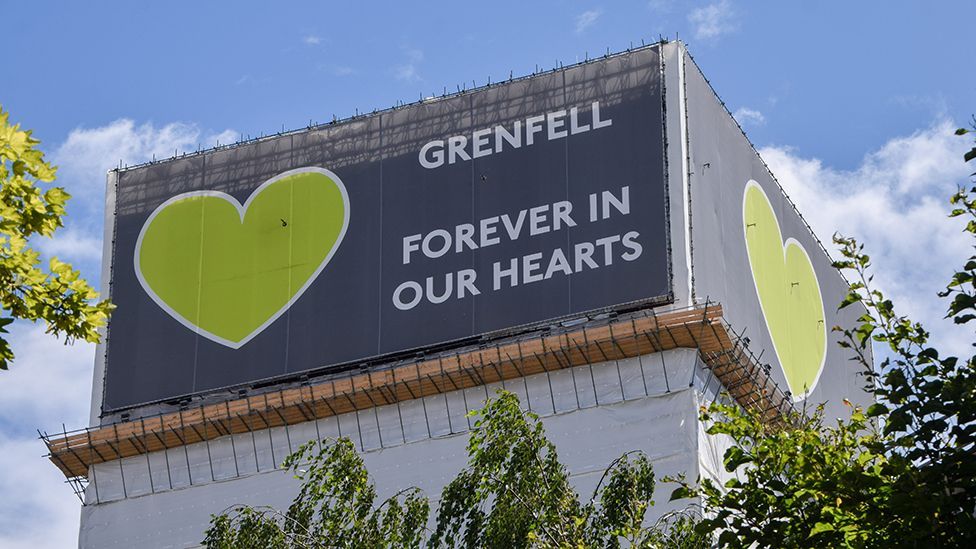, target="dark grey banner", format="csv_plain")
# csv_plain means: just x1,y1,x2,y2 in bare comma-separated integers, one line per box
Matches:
103,47,669,411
